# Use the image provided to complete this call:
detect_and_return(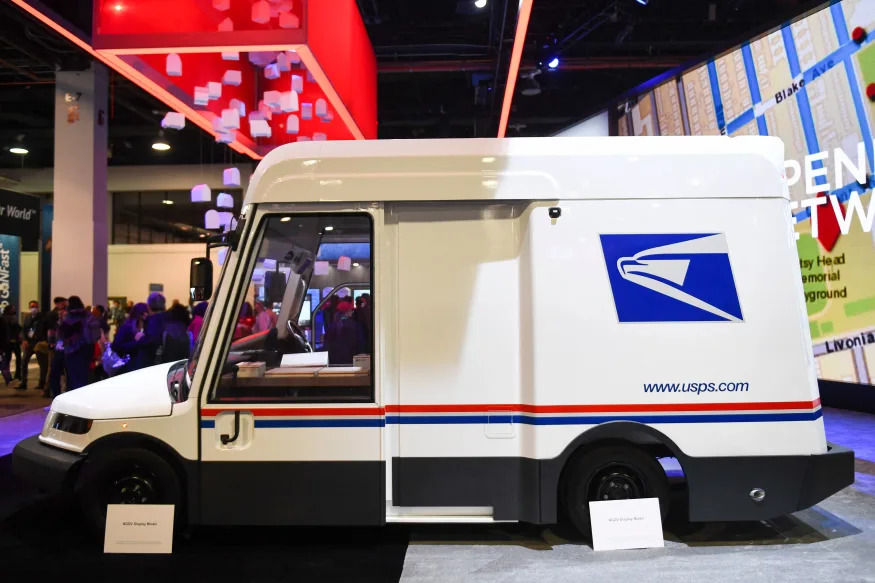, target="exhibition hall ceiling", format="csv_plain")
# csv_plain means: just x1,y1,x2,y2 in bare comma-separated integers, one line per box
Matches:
0,0,824,168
